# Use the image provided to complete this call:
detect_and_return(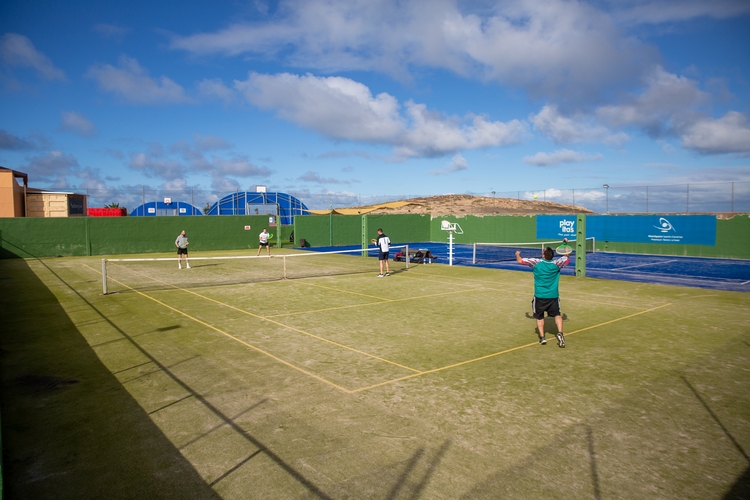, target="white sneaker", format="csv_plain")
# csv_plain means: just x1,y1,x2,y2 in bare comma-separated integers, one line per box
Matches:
178,264,182,269
377,274,384,277
186,264,191,269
